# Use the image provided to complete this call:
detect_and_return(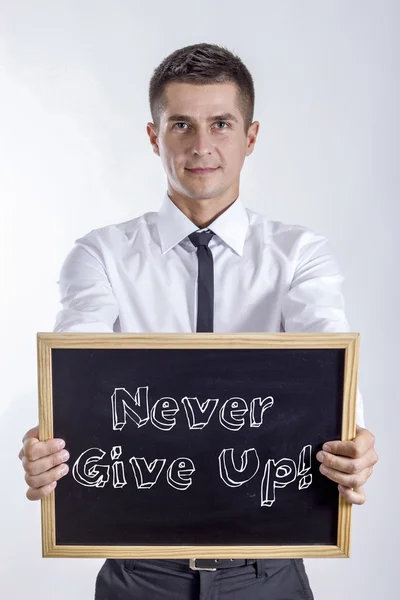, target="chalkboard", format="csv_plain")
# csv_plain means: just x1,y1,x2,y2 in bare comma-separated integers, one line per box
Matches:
37,332,359,559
